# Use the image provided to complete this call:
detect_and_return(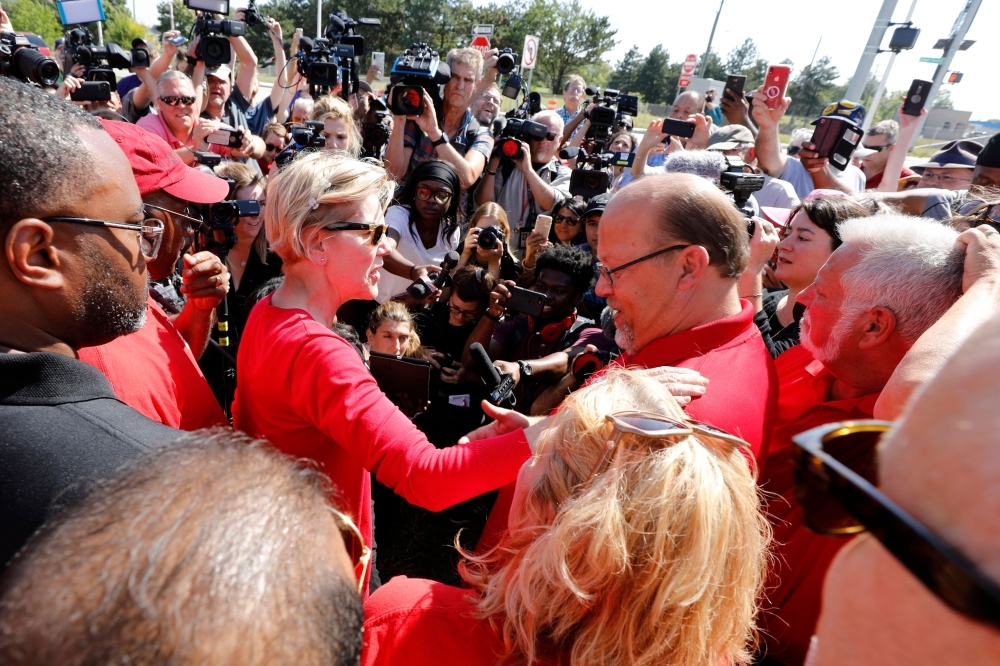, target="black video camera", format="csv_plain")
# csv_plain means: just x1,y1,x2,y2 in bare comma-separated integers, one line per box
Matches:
388,42,450,116
361,97,390,158
718,156,764,237
322,10,379,99
584,86,638,150
0,32,59,86
274,121,326,169
495,116,548,161
193,15,246,67
559,146,634,199
296,36,350,97
63,28,132,85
